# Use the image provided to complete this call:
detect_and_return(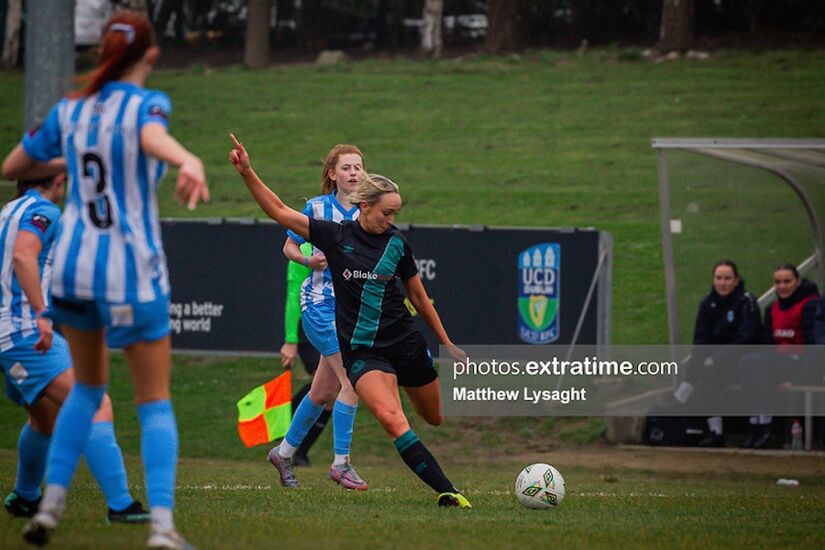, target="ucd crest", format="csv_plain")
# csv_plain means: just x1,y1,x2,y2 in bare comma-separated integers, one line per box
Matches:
518,243,560,344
